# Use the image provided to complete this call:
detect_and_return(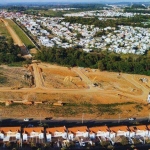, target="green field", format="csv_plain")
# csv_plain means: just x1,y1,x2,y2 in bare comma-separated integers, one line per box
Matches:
5,19,35,48
0,20,11,39
25,9,84,17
